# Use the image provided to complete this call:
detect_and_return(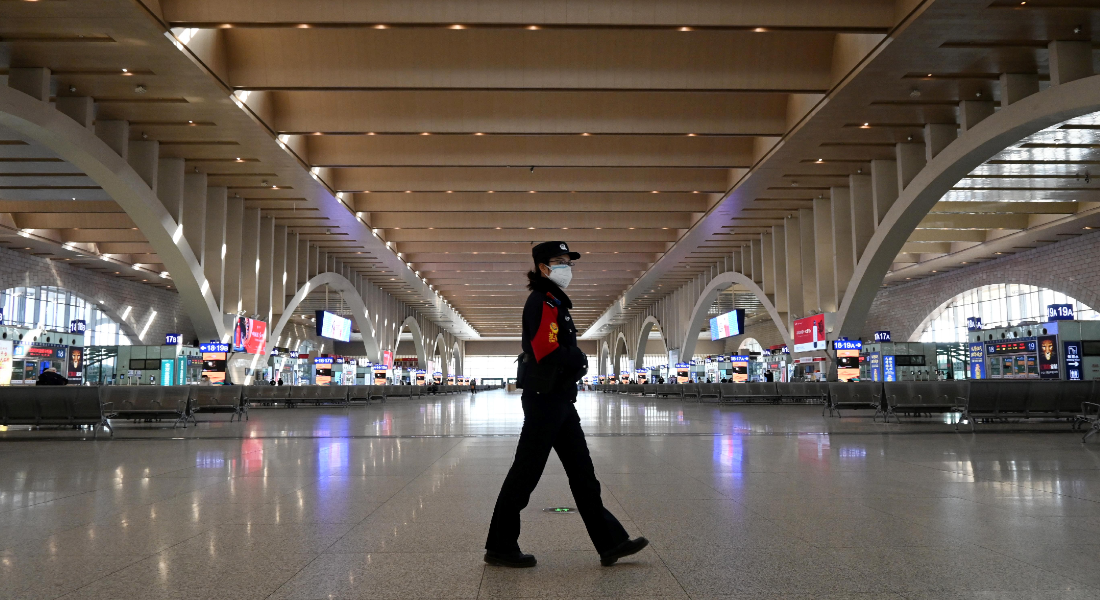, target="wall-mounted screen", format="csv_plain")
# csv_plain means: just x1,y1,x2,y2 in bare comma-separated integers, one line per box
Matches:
709,310,745,341
316,310,352,342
